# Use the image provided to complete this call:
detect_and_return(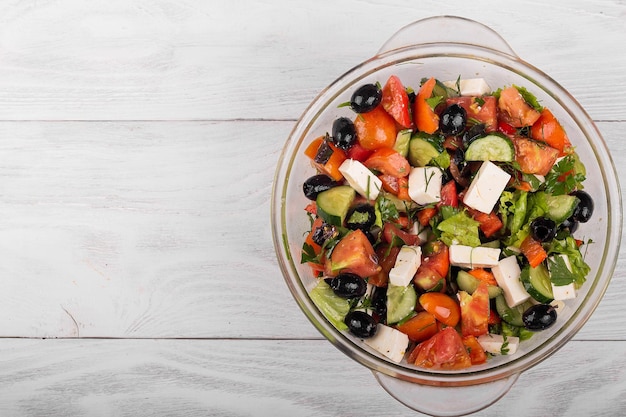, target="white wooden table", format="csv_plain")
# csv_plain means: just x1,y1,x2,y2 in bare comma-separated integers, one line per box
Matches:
0,1,624,416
